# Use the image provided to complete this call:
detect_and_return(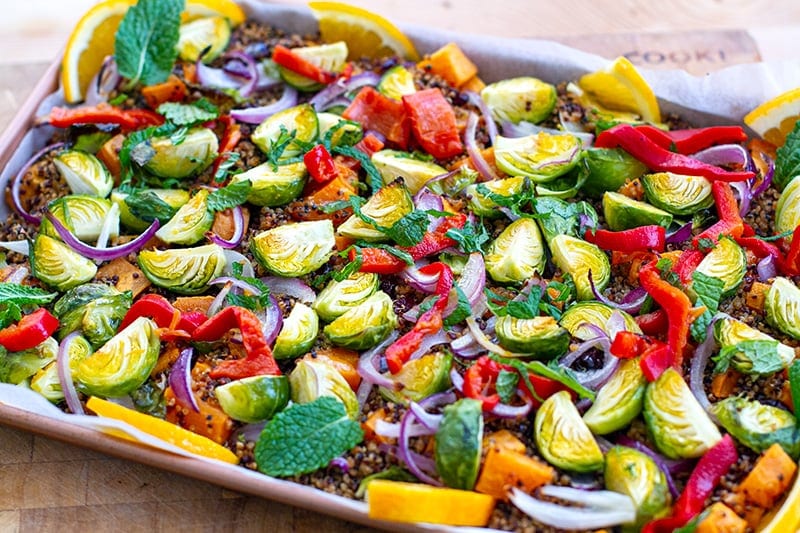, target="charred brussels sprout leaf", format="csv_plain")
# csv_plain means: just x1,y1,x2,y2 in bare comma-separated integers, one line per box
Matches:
534,390,604,472
53,284,132,349
581,148,647,198
435,398,483,490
